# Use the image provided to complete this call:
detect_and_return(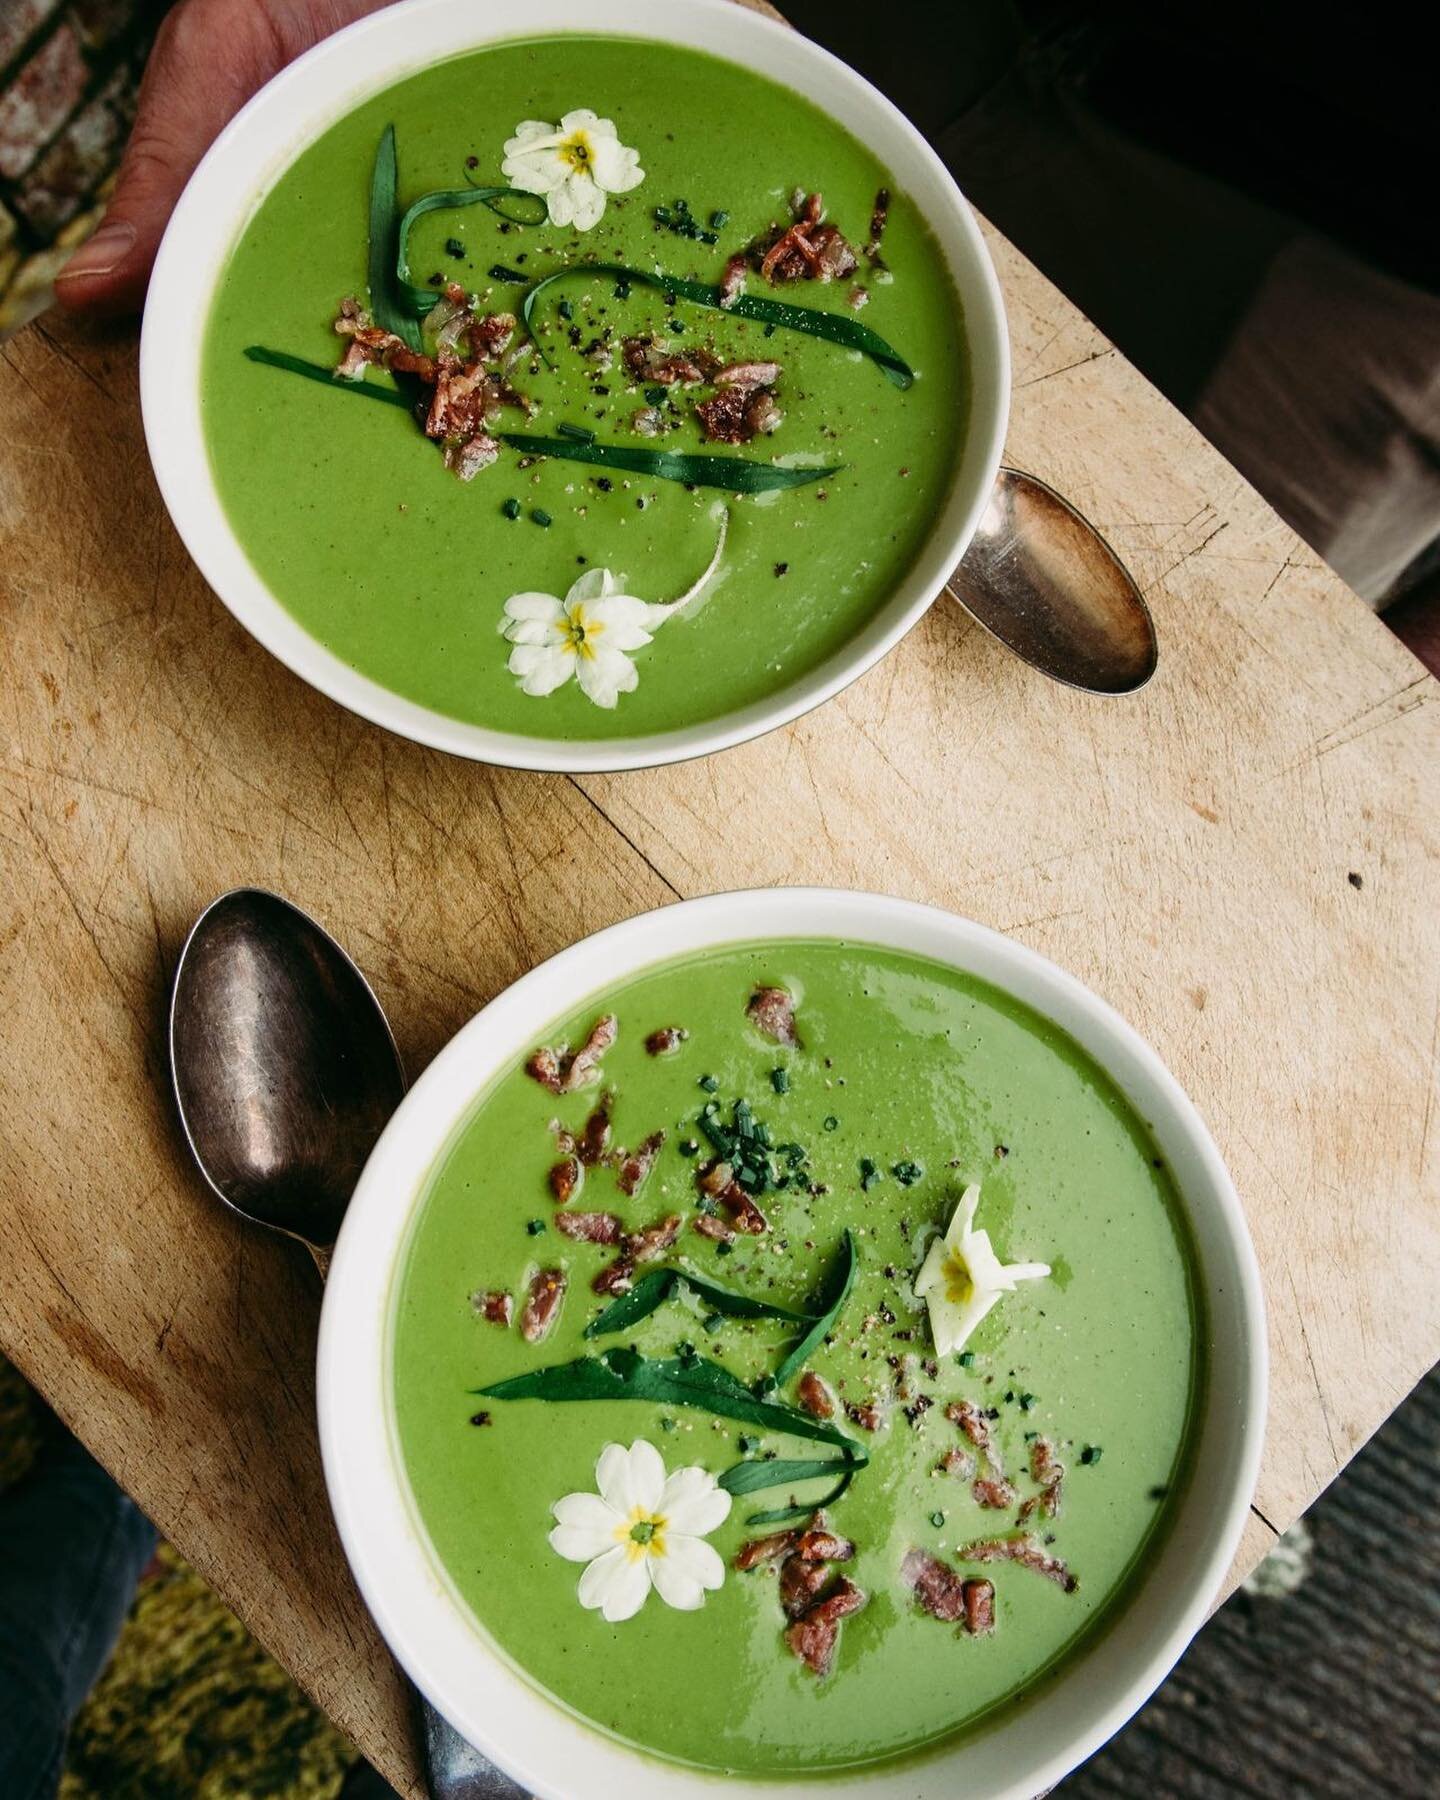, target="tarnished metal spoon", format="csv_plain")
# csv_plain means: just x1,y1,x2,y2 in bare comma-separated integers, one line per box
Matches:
168,887,526,1799
947,466,1158,694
